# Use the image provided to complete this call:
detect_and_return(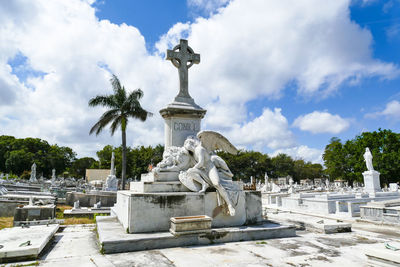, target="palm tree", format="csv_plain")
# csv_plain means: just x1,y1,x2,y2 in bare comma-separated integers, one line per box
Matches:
89,74,152,190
